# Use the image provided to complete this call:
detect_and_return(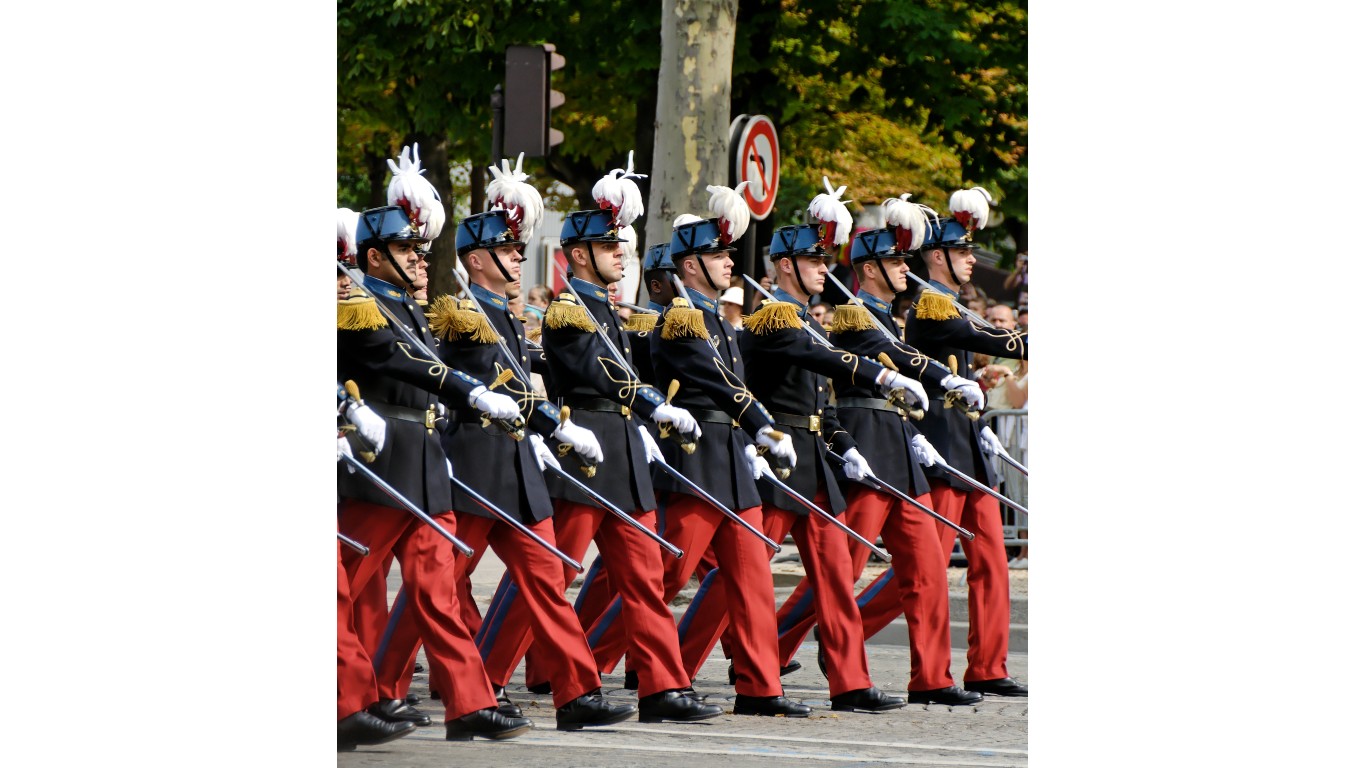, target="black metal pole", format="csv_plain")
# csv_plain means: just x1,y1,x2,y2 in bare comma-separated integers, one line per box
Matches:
491,84,504,173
